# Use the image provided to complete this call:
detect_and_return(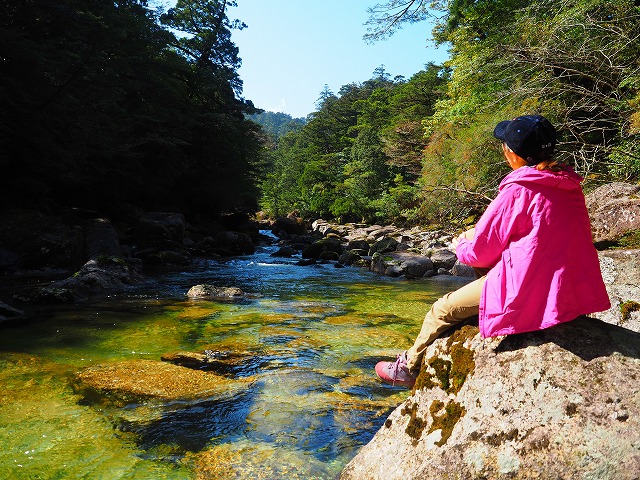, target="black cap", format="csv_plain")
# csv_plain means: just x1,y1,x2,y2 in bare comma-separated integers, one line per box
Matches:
493,115,556,165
